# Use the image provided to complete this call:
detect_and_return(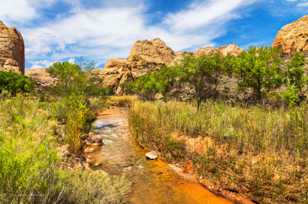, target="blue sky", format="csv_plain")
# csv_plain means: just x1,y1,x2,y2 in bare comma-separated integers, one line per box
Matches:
0,0,307,69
